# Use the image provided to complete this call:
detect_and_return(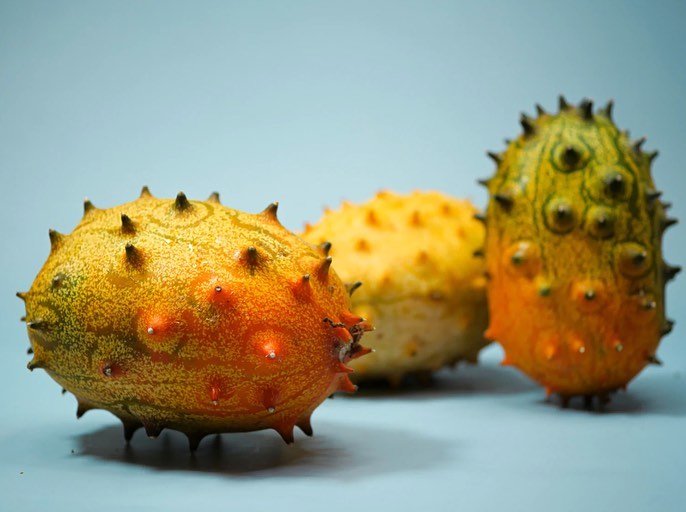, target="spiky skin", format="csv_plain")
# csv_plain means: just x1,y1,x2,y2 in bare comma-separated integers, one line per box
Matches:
303,191,489,385
481,98,678,404
19,189,371,449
